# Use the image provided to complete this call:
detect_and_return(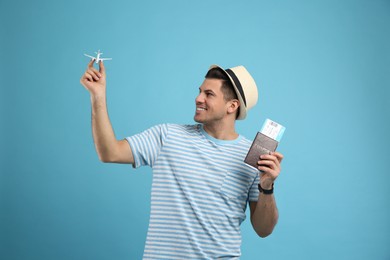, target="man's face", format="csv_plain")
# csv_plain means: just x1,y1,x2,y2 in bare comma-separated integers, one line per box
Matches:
194,78,230,124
